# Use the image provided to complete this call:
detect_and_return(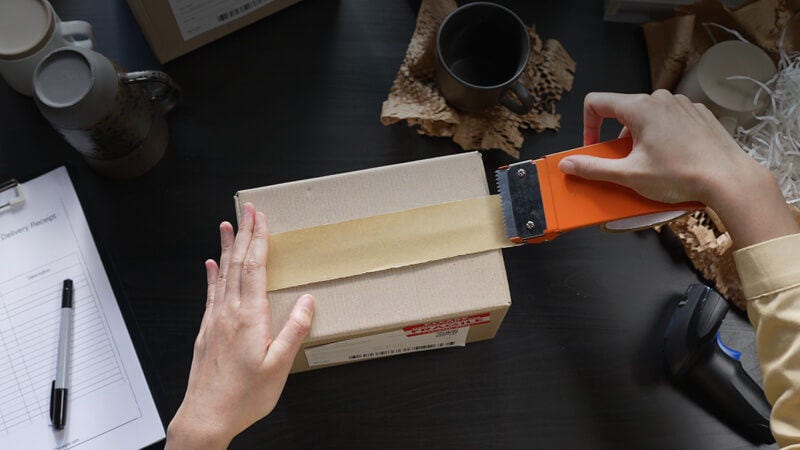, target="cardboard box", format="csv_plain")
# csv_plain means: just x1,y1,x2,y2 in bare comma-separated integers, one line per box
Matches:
234,153,512,372
126,0,302,63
